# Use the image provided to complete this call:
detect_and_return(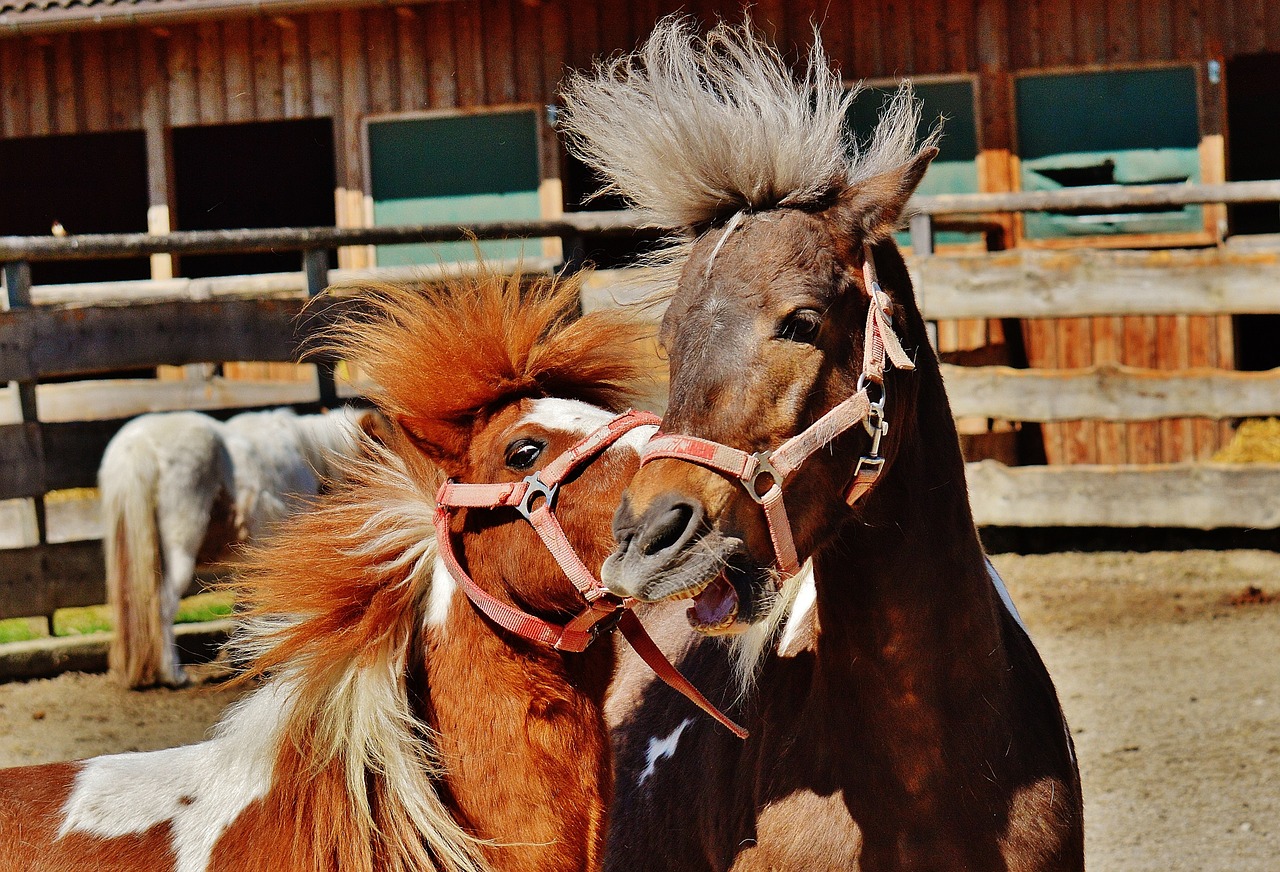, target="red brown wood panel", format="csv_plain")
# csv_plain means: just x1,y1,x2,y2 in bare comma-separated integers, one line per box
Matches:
1008,0,1041,70
945,0,977,72
452,2,485,108
1122,316,1162,463
337,9,368,190
25,40,51,138
1072,0,1105,64
1138,0,1175,59
1022,319,1064,463
1106,0,1141,64
1155,314,1192,461
251,17,285,120
365,7,398,115
424,3,457,108
107,30,141,130
754,0,787,48
222,18,255,122
1172,0,1206,59
1040,0,1075,66
395,6,428,112
911,0,946,73
307,13,339,118
880,0,914,75
51,34,78,133
279,17,309,119
482,0,518,106
1090,316,1127,463
78,32,109,132
513,1,546,105
1267,0,1280,51
1186,315,1216,459
0,40,26,139
566,0,600,69
1057,317,1096,464
597,0,632,66
167,27,199,126
196,20,226,125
